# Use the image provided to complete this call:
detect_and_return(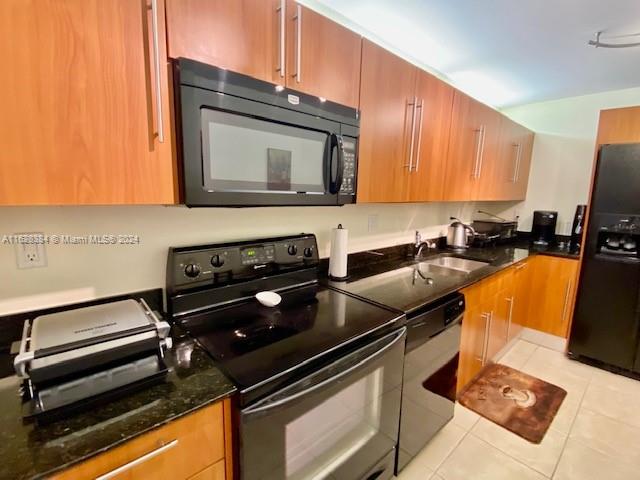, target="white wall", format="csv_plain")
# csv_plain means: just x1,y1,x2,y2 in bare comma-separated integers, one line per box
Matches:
502,86,640,233
0,202,480,312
